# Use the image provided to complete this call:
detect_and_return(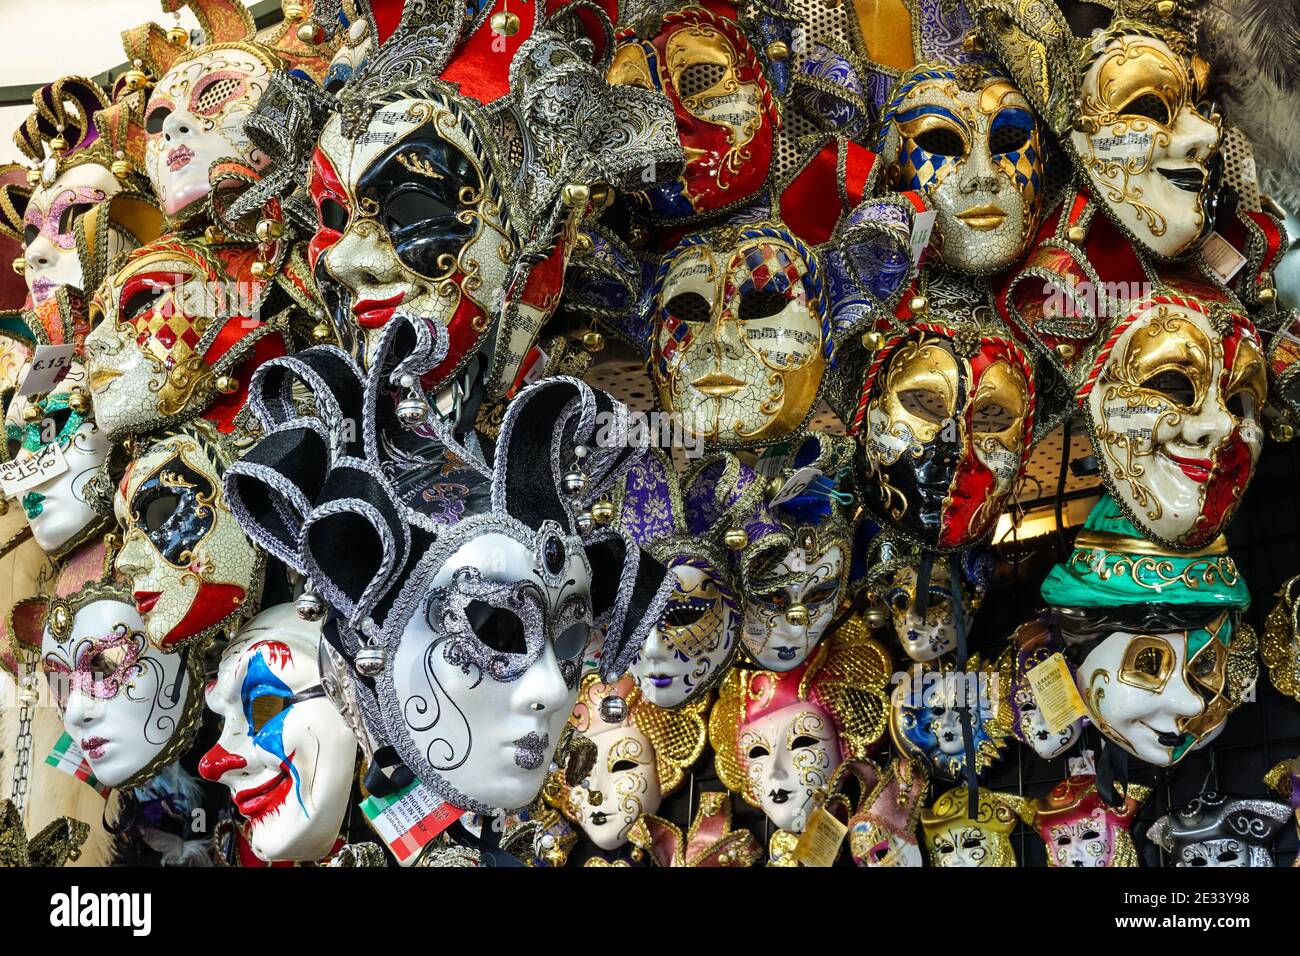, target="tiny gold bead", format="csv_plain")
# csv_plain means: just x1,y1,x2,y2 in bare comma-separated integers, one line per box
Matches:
1067,224,1086,244
215,375,238,395
490,10,521,36
766,40,789,61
